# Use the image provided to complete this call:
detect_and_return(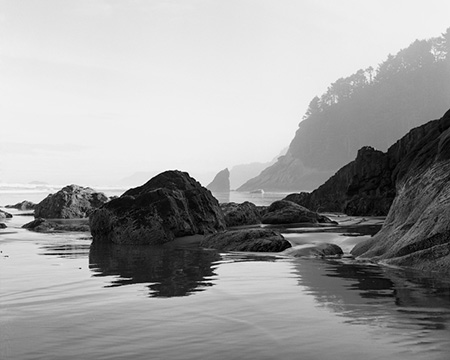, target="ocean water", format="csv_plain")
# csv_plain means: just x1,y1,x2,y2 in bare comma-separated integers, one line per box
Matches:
1,187,450,360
